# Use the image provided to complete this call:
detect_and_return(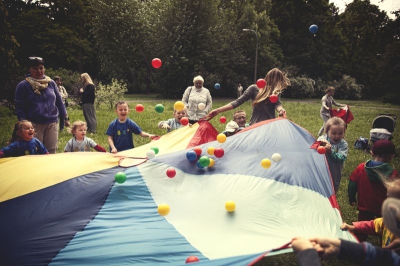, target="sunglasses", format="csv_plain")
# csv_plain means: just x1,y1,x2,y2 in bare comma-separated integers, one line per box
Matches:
29,57,43,61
